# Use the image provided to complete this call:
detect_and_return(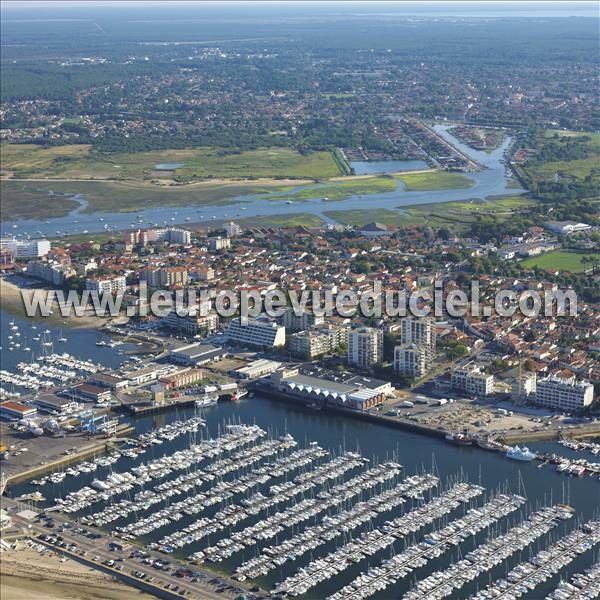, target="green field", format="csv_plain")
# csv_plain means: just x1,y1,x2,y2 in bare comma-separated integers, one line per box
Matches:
325,195,535,229
398,171,475,191
270,176,397,202
526,157,600,180
520,250,599,273
544,129,600,146
0,143,341,180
